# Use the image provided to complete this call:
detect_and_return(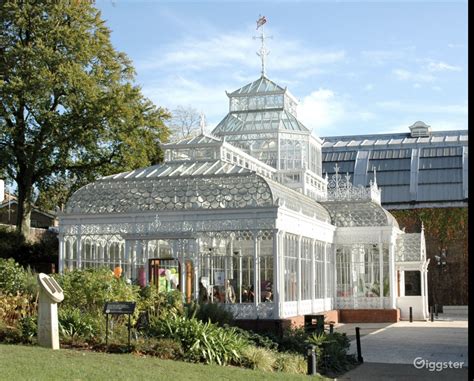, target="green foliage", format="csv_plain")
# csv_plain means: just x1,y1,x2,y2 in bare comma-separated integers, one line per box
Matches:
0,258,27,294
55,267,140,314
133,337,184,360
139,286,184,319
274,352,306,374
230,326,279,351
0,0,170,235
58,307,100,344
186,301,234,326
241,346,276,372
19,315,37,343
307,331,355,373
147,313,248,366
0,321,22,344
276,327,308,354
